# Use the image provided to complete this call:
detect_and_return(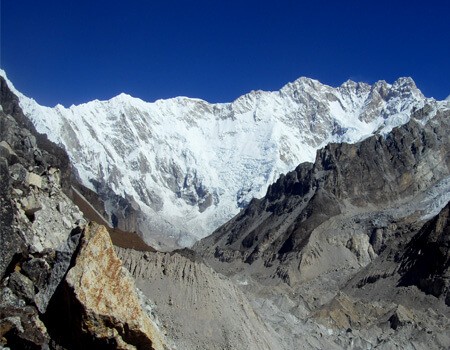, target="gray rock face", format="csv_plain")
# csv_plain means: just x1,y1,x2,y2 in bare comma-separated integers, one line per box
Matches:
0,157,23,280
397,202,450,304
7,272,35,304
